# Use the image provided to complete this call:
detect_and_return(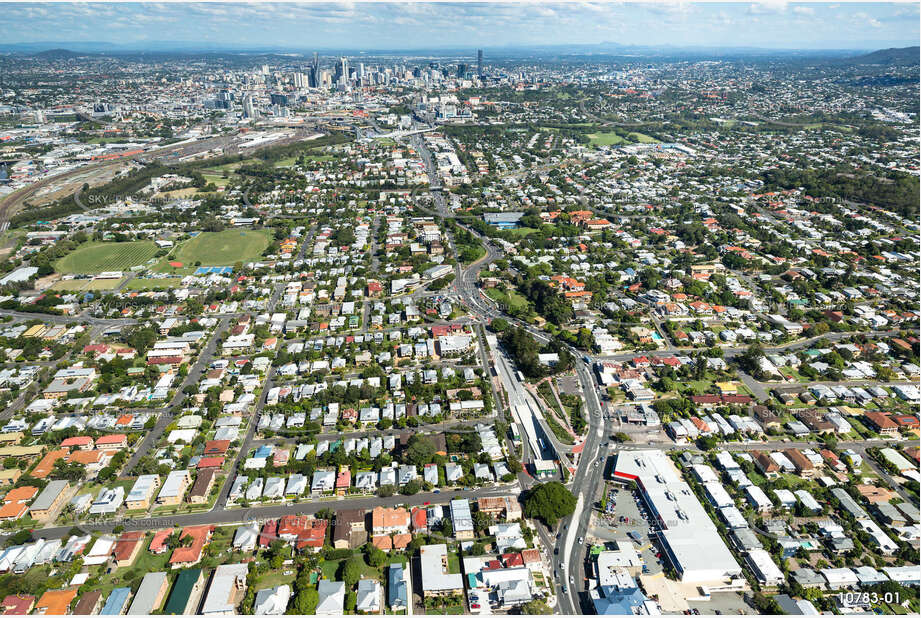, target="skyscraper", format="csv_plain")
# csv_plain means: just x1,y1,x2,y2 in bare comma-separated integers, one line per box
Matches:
242,94,255,119
311,52,320,86
477,49,483,77
336,57,349,83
